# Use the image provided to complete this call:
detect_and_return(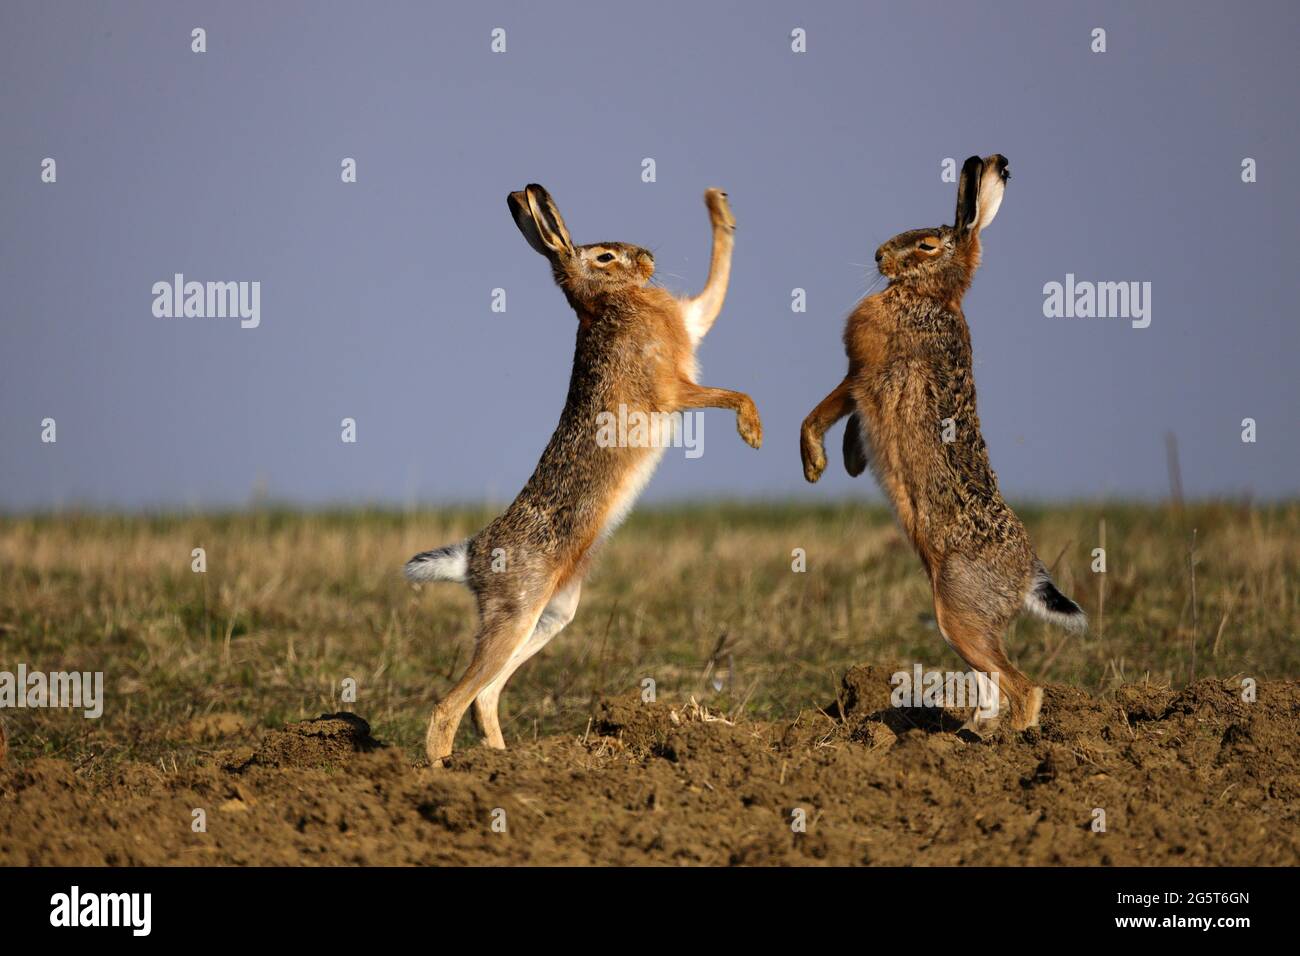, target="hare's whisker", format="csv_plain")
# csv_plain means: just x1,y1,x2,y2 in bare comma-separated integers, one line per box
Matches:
838,271,887,313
